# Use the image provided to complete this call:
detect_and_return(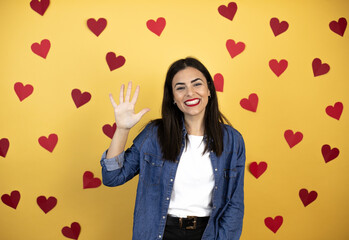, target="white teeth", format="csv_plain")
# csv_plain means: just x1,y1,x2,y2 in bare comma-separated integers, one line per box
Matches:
185,99,199,105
